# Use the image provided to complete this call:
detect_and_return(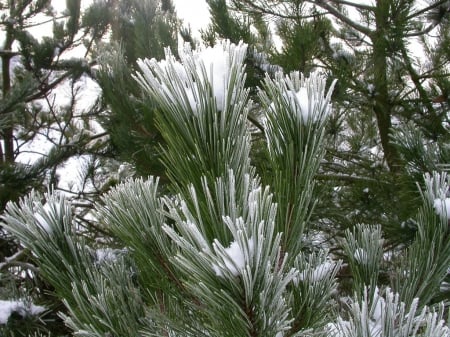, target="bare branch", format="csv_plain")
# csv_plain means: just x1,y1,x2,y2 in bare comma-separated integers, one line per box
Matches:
230,0,325,20
312,0,373,36
18,15,68,29
406,0,449,21
406,20,441,37
0,50,20,57
326,0,374,11
315,173,390,185
0,249,28,270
